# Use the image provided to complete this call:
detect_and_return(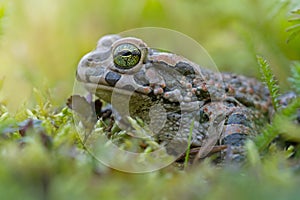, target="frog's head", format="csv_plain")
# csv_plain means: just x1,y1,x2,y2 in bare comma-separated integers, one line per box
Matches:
76,35,152,101
77,34,203,104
